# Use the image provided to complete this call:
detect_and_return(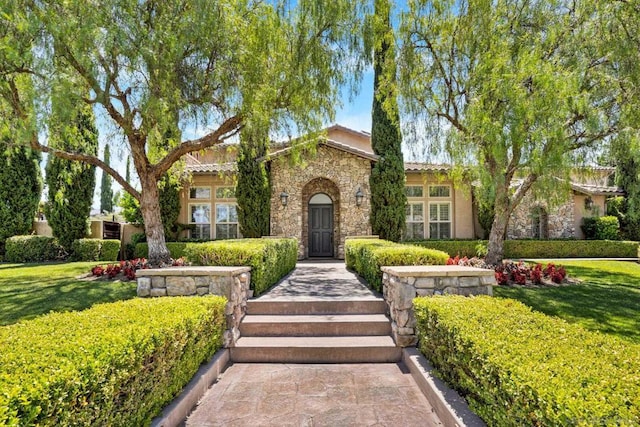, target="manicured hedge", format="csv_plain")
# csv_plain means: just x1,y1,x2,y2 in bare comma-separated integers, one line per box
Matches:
412,239,639,259
0,296,226,426
4,235,64,263
345,238,449,292
133,242,188,259
71,238,121,261
414,296,640,426
184,238,297,296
